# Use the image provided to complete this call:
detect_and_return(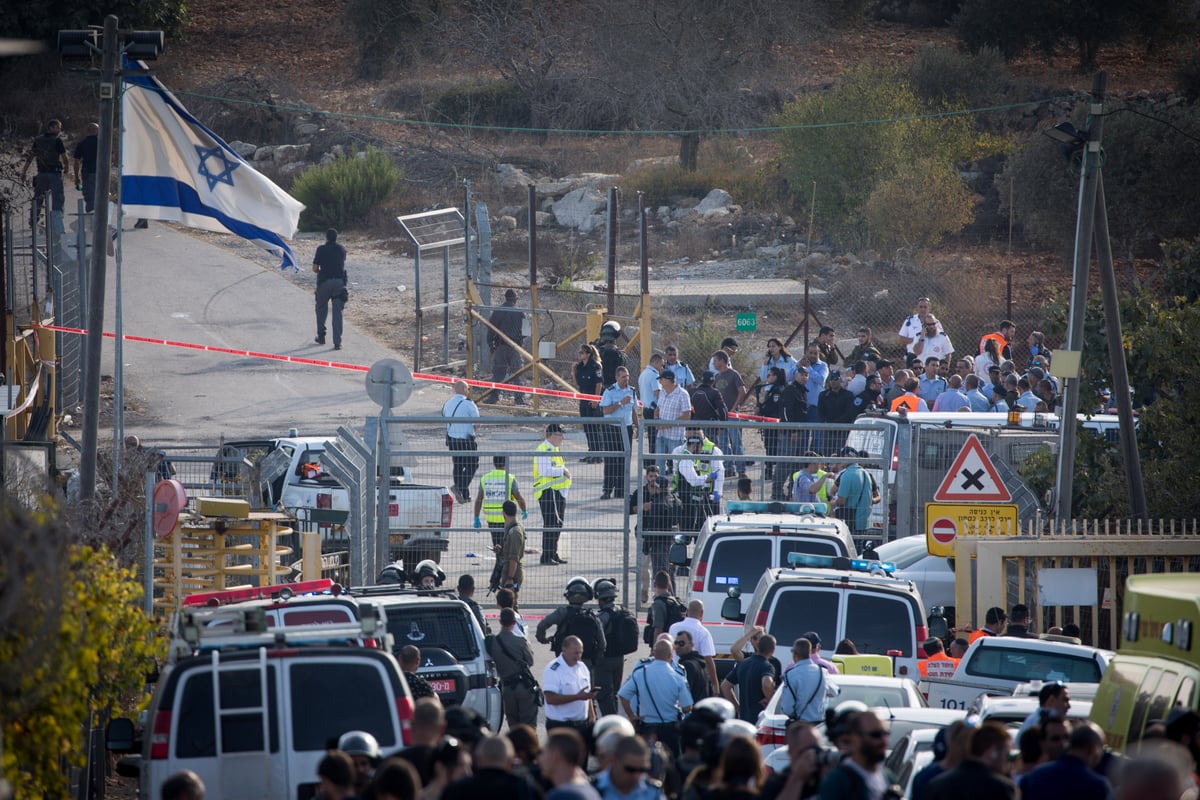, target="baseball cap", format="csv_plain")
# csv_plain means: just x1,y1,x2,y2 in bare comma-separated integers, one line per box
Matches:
876,359,893,369
701,370,716,382
802,631,821,647
659,369,676,382
829,370,841,380
988,365,1001,373
795,365,809,374
839,446,860,458
546,423,564,434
